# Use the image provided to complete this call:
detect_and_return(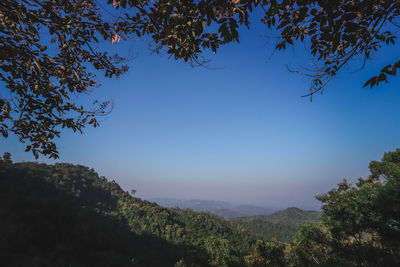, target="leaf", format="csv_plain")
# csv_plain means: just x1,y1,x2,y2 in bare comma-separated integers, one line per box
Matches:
33,58,41,71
